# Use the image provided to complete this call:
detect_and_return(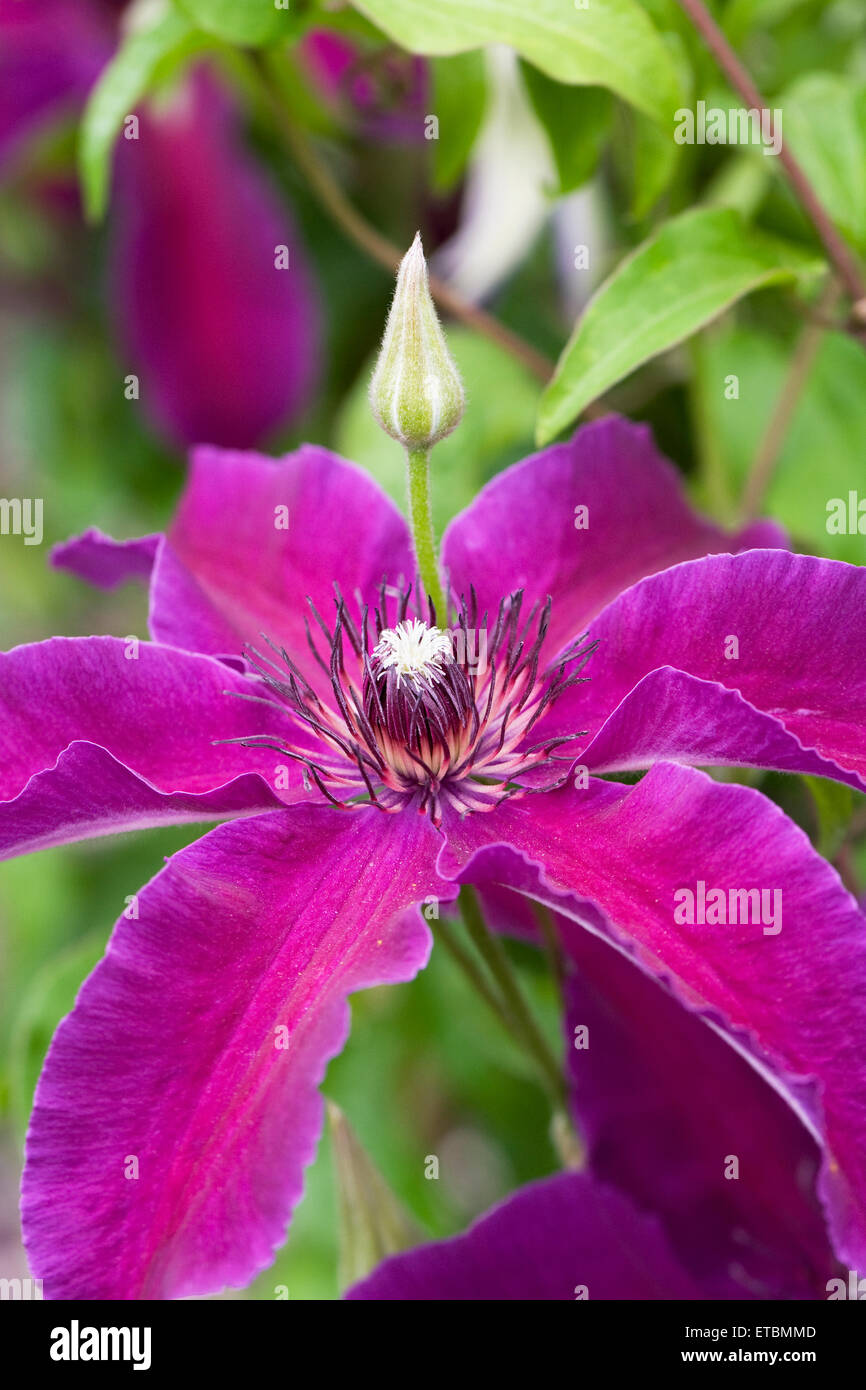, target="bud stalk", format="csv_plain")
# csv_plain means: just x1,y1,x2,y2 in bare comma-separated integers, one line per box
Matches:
369,234,463,619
